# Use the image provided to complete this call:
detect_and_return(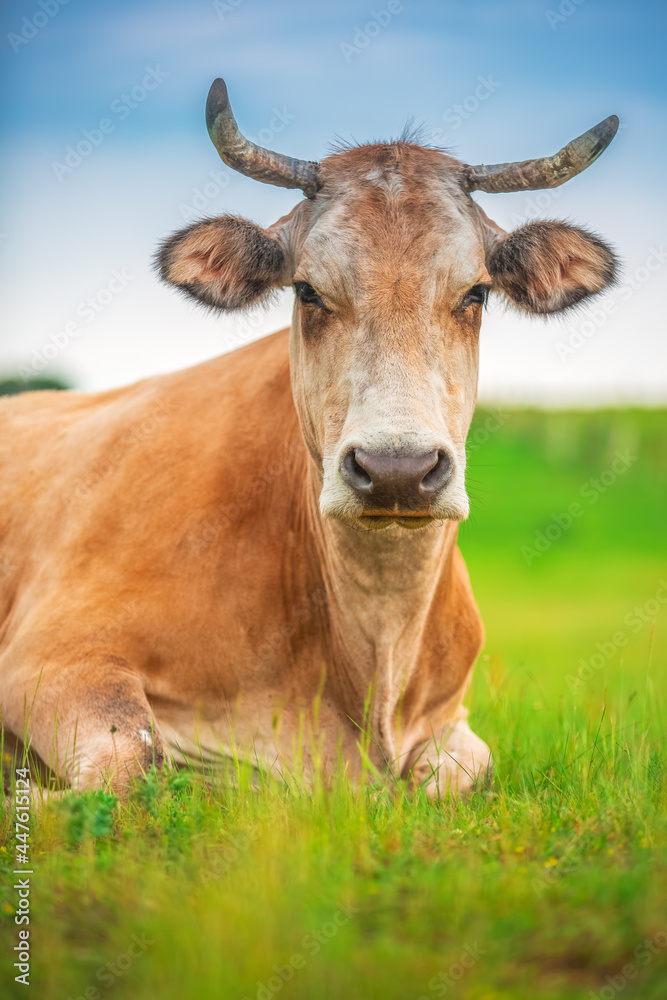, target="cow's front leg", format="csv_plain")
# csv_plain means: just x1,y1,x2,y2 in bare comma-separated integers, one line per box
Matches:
1,655,164,794
403,710,493,798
